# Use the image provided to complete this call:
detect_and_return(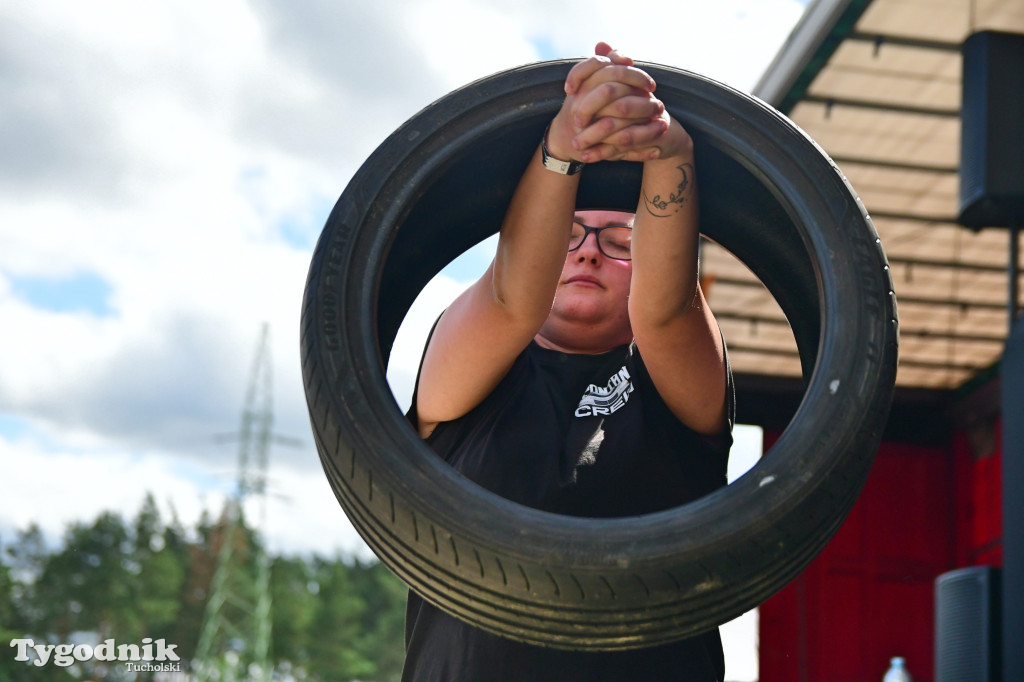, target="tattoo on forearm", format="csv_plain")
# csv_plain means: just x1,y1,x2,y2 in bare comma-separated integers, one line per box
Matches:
642,163,694,218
